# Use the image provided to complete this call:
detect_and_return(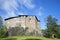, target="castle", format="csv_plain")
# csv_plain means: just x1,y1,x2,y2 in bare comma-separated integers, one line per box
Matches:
5,15,42,36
